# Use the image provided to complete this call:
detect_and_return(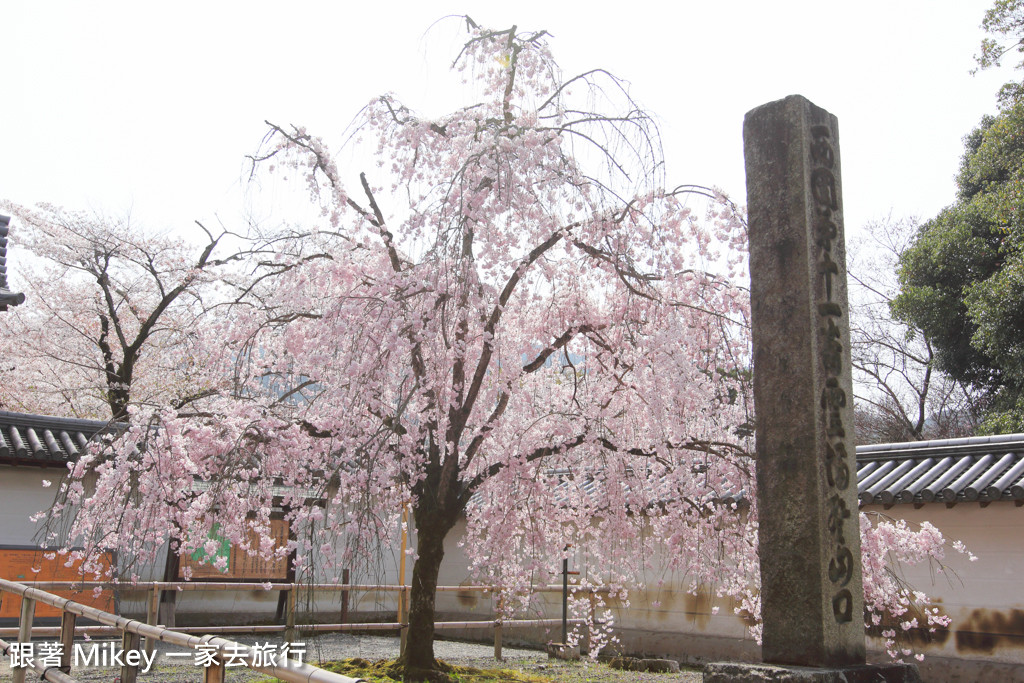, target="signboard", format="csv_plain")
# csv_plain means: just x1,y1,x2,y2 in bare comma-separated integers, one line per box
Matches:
0,547,114,618
178,519,290,580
